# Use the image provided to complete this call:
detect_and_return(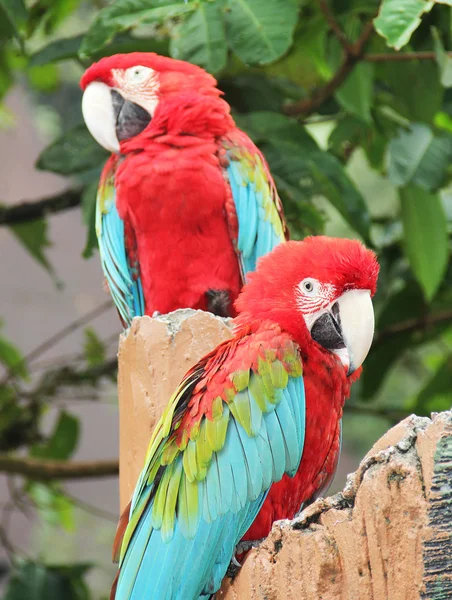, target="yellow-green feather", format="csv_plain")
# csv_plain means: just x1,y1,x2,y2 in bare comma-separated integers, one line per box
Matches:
178,474,199,538
196,419,213,471
161,461,183,542
183,439,198,483
257,356,277,402
151,463,174,529
205,406,230,452
232,369,250,392
269,360,289,389
211,396,224,420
